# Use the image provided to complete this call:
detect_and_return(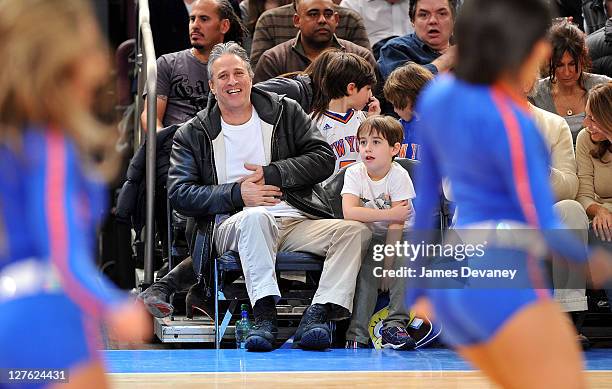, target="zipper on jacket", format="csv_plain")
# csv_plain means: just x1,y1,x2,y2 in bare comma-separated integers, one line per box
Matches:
270,103,283,161
198,121,218,284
